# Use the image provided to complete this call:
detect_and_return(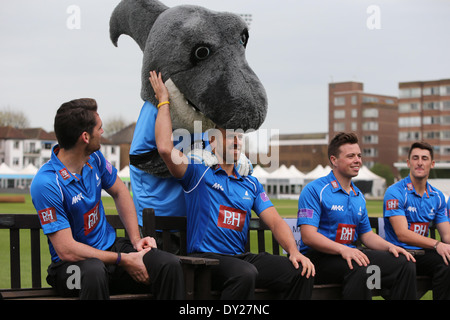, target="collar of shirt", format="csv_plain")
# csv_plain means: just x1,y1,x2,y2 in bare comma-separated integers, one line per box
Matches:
327,170,360,196
213,164,243,180
404,175,434,198
50,144,92,185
